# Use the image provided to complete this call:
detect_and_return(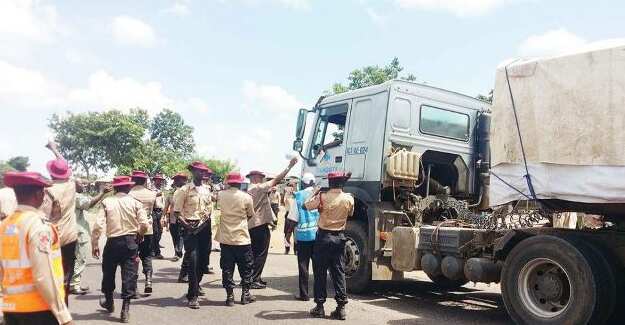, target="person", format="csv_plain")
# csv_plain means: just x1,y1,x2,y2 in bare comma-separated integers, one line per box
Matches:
69,180,111,295
163,173,187,262
283,183,297,255
151,174,166,259
0,173,17,220
246,157,298,289
288,173,319,301
92,176,150,323
0,171,73,325
269,187,281,229
173,161,214,309
128,170,156,295
40,140,78,307
215,172,256,306
201,174,215,274
305,171,354,320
